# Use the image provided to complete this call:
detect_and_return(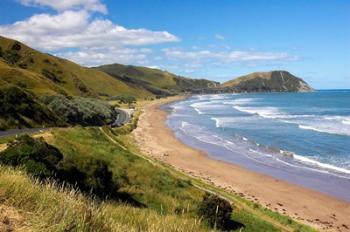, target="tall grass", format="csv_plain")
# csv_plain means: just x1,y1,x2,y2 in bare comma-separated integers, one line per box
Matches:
0,166,210,232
